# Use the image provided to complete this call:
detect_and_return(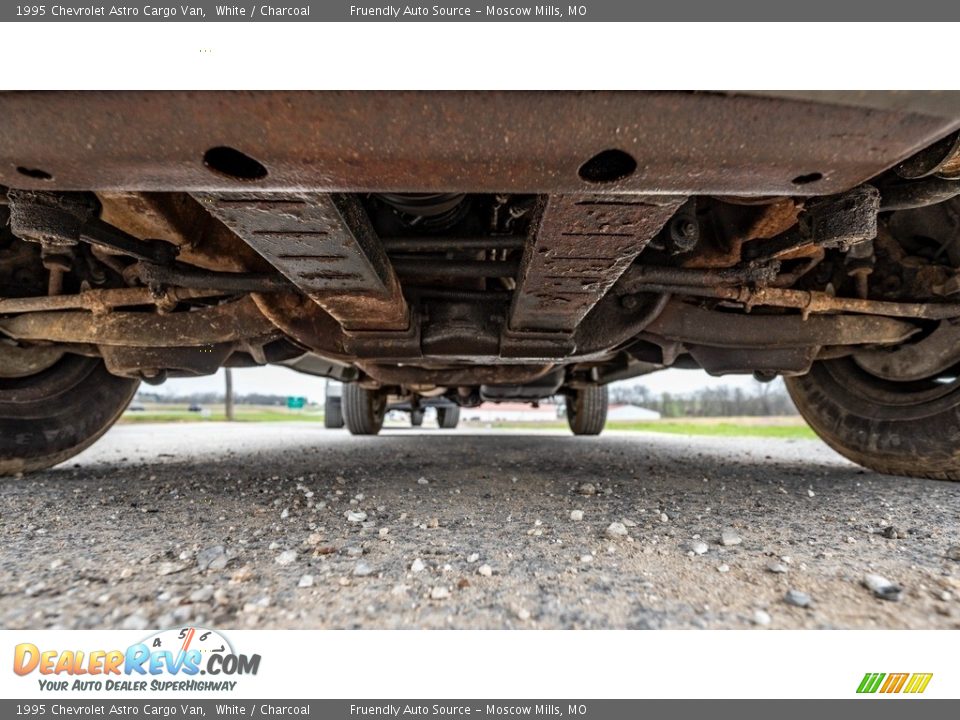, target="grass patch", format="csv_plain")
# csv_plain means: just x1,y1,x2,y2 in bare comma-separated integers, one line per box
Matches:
477,419,815,439
605,420,815,439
